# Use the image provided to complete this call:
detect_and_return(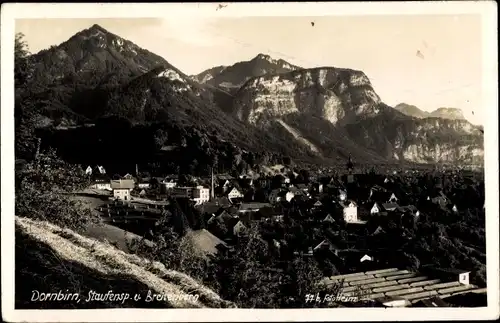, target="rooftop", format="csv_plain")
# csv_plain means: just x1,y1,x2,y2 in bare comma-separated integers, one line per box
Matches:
110,179,135,190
